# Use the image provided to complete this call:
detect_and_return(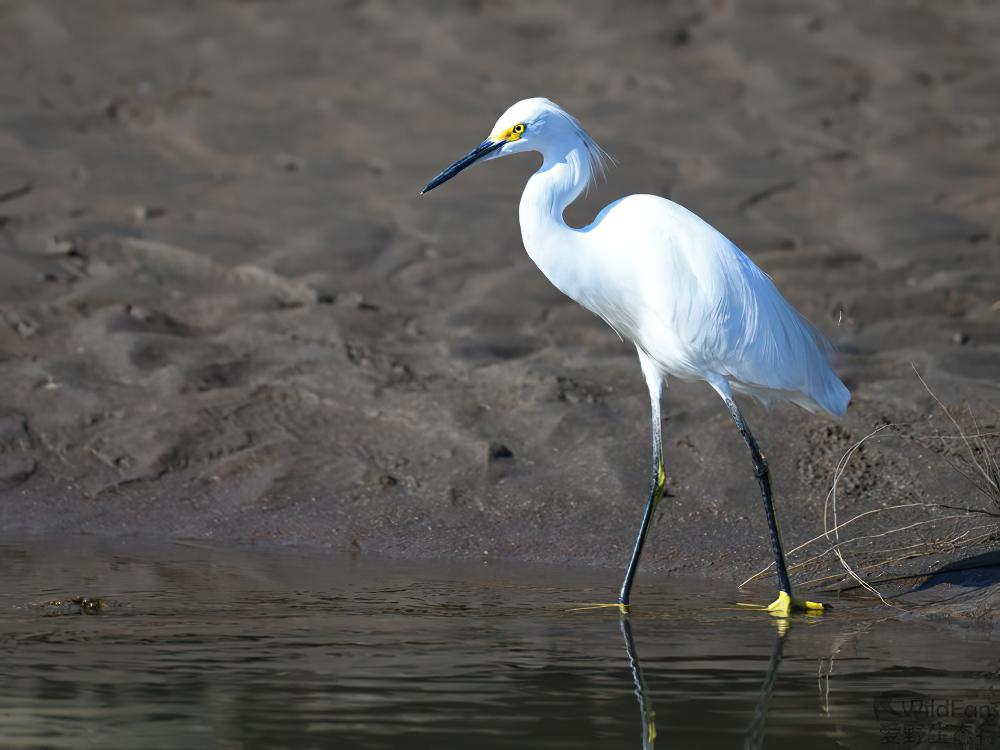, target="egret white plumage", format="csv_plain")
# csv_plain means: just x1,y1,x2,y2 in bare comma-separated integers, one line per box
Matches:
421,98,849,615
